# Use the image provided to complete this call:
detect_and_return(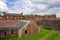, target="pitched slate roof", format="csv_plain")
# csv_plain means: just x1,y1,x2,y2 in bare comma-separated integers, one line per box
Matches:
0,20,30,31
